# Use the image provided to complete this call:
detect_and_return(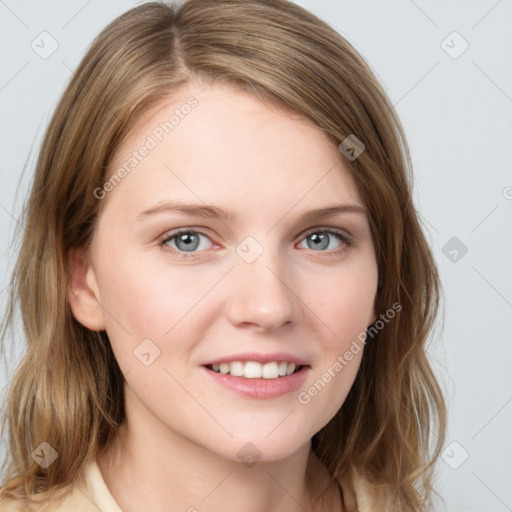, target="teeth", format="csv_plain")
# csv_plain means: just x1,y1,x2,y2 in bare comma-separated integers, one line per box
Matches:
262,362,279,379
244,361,262,379
209,360,301,379
230,361,244,377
